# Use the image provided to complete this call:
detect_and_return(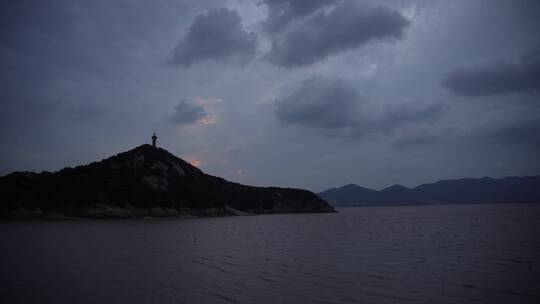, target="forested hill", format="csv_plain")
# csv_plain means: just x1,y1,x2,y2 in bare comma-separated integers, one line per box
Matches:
0,144,334,218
